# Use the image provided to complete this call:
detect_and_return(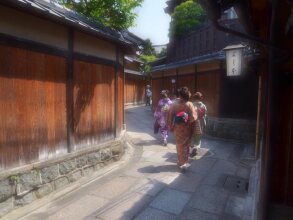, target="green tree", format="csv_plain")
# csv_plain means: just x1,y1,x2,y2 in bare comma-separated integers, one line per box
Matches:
139,54,156,74
141,39,156,56
57,0,143,30
169,0,207,37
139,38,156,75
